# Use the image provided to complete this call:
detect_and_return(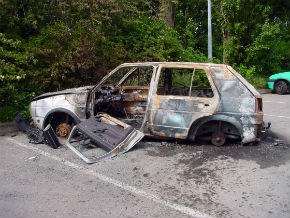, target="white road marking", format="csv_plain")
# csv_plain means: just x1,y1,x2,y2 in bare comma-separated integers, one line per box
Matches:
5,137,214,218
264,114,290,119
263,101,286,104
